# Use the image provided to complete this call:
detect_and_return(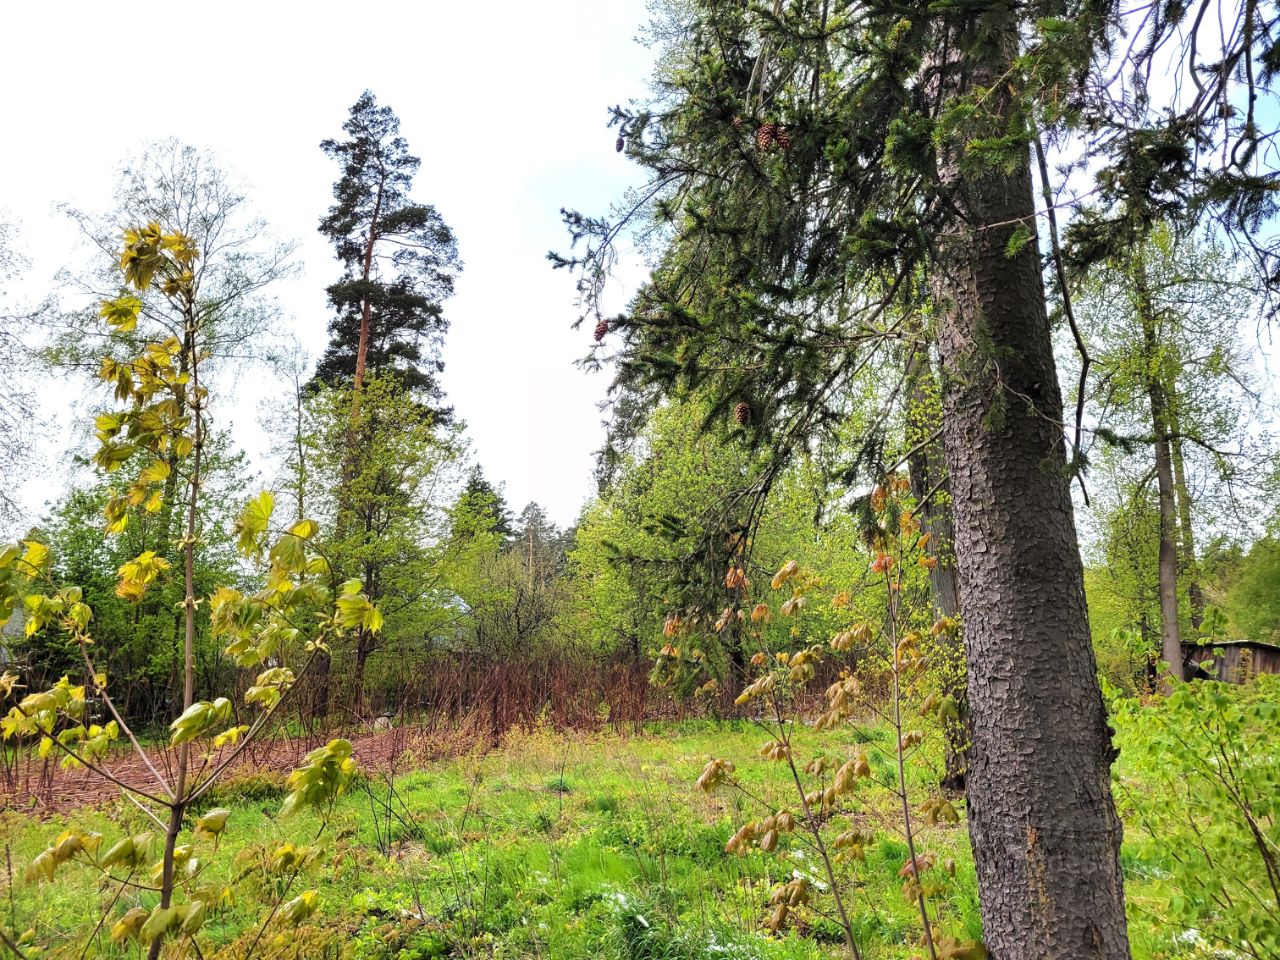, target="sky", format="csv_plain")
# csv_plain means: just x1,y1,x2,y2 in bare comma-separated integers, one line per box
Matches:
0,0,657,529
6,2,1278,539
